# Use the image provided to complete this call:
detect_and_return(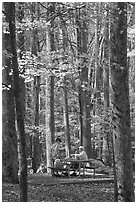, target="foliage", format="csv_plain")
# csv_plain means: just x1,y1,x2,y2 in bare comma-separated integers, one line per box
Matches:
2,2,135,160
